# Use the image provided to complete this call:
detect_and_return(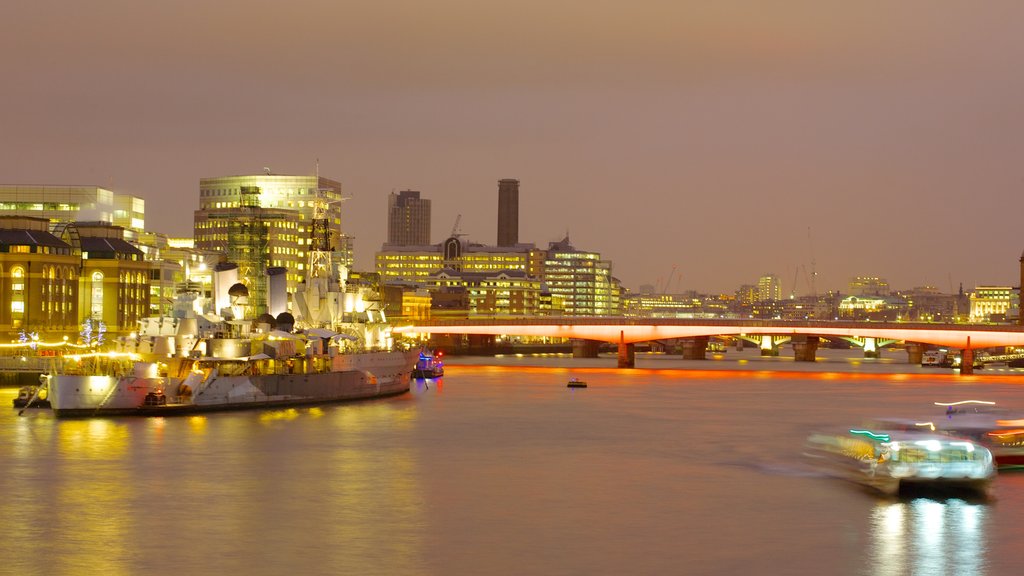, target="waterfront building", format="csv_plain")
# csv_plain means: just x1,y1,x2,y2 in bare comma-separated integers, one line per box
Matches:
195,180,304,318
376,245,446,283
623,293,712,319
387,190,431,246
779,295,830,321
0,216,80,335
969,286,1016,323
423,268,542,317
838,294,907,321
198,172,351,271
0,184,146,232
75,222,151,335
497,179,519,247
376,237,544,283
543,236,616,316
896,286,958,322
